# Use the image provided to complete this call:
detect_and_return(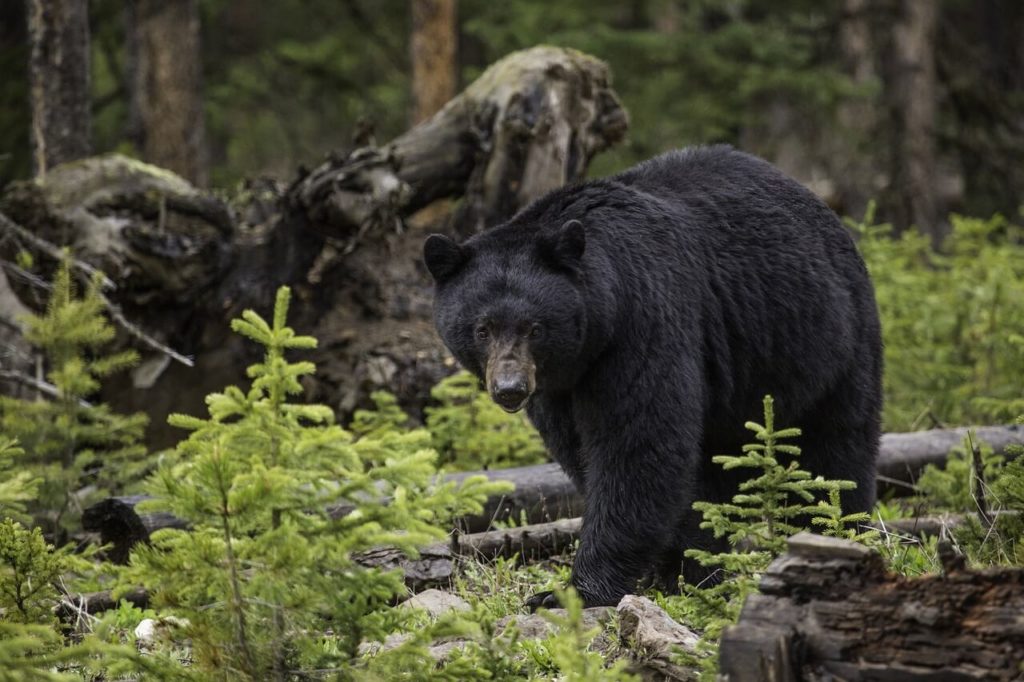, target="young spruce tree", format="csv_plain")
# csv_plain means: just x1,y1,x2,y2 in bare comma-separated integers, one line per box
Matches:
667,396,873,677
0,257,147,543
121,286,509,680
